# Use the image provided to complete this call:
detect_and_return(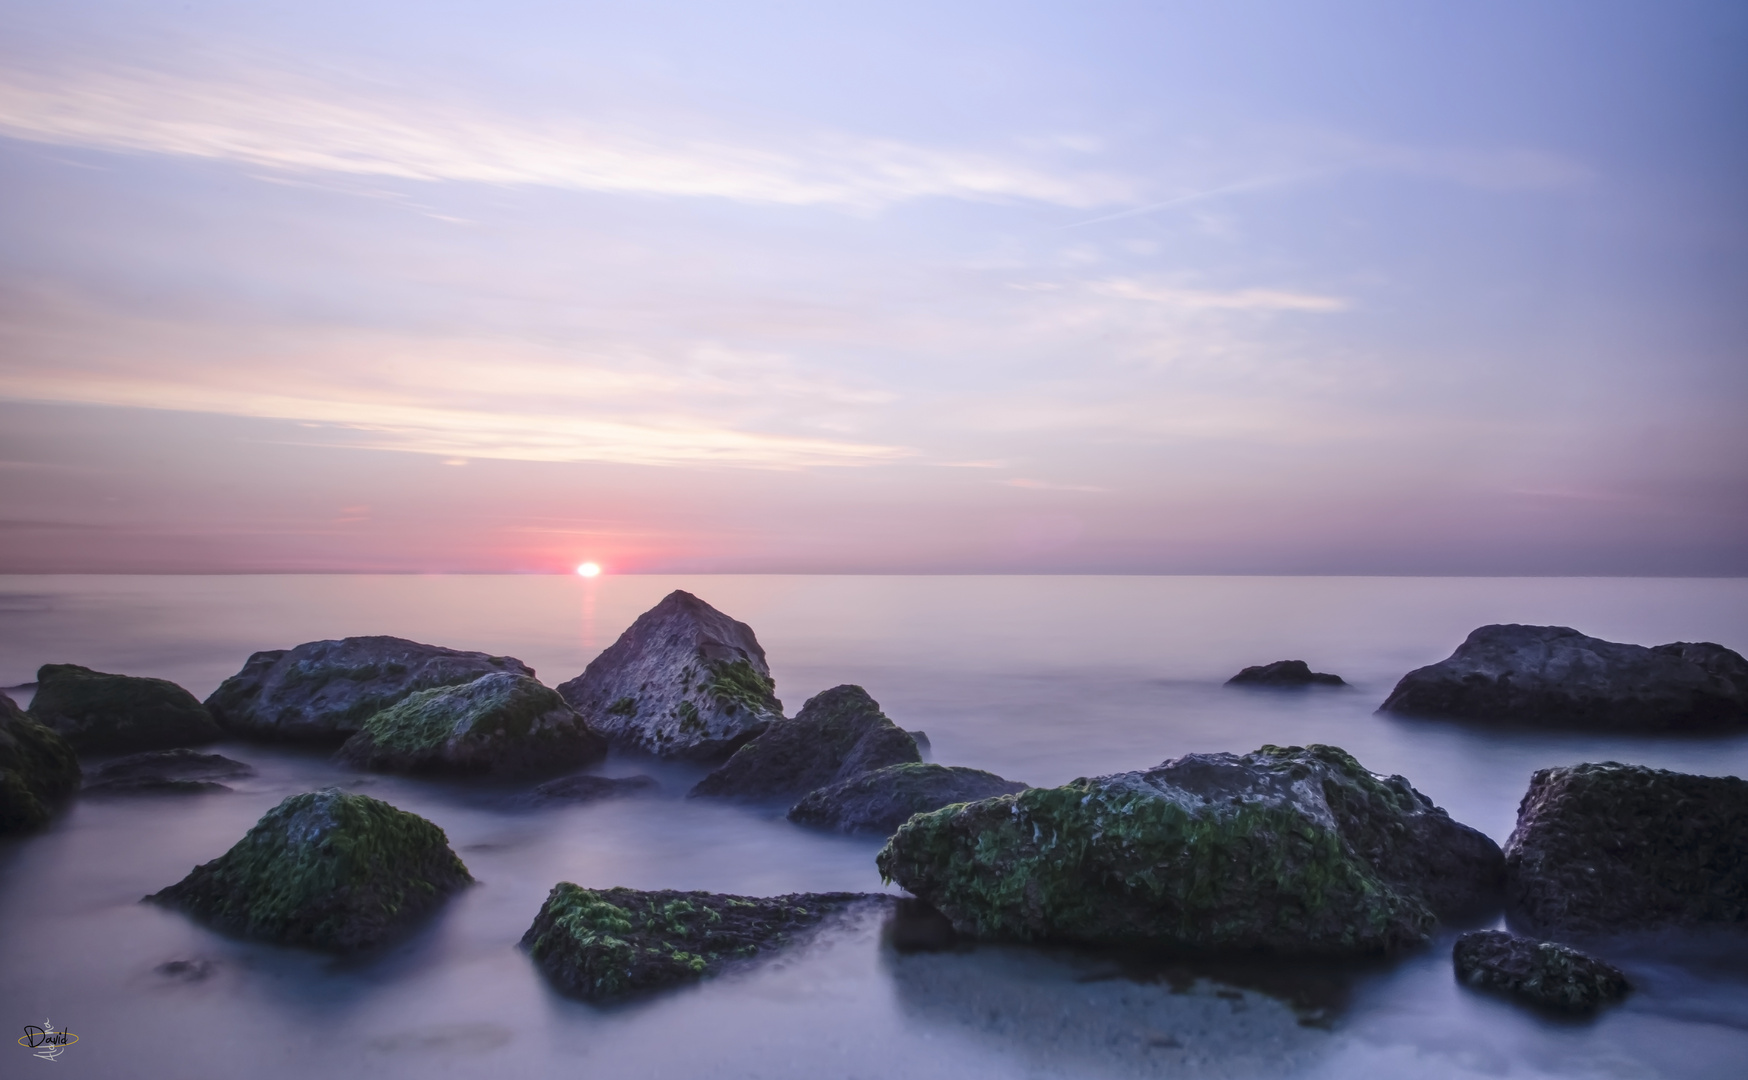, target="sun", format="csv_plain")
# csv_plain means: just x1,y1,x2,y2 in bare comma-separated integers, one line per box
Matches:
575,562,602,577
